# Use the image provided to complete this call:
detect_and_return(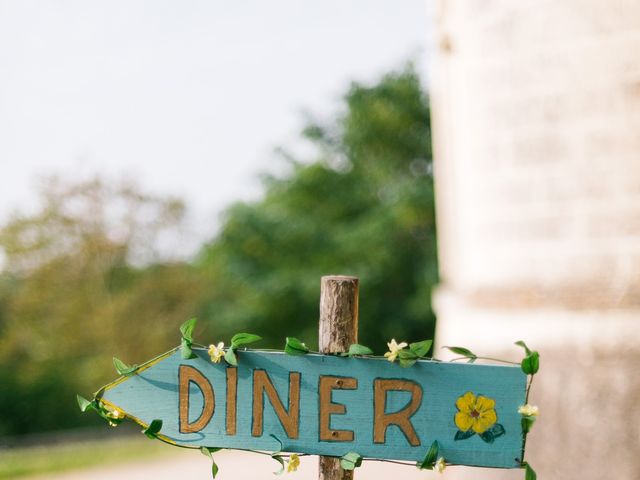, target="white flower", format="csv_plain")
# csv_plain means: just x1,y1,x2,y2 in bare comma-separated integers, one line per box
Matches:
384,339,408,362
518,404,539,417
435,457,446,473
286,453,300,473
105,406,123,420
105,406,124,427
208,342,225,363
